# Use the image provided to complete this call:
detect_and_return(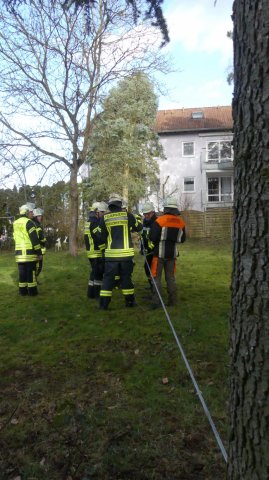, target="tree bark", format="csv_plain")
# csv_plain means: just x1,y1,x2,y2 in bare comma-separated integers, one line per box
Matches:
229,1,269,478
69,165,79,256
